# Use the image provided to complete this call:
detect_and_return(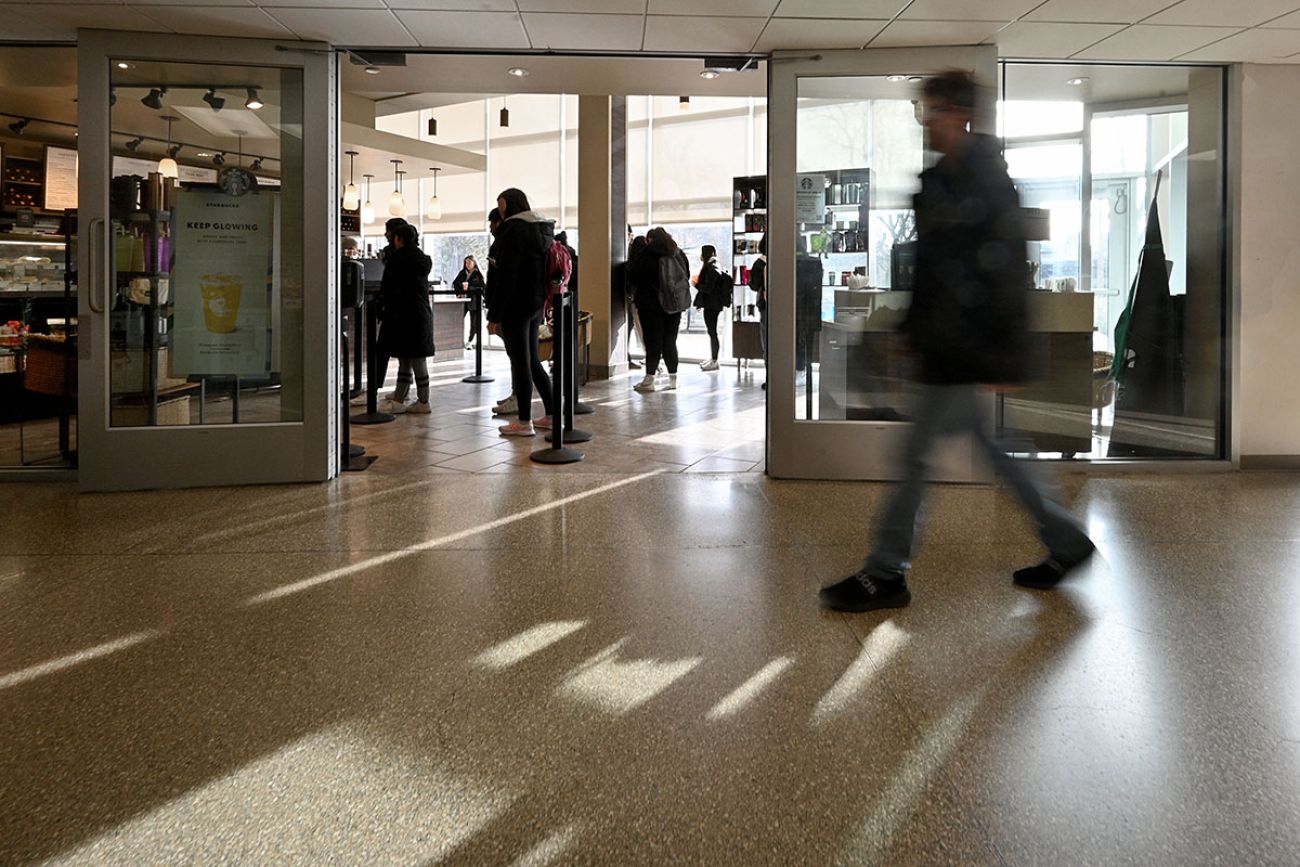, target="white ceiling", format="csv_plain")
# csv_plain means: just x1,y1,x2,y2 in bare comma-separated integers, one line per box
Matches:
1,1,1300,64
